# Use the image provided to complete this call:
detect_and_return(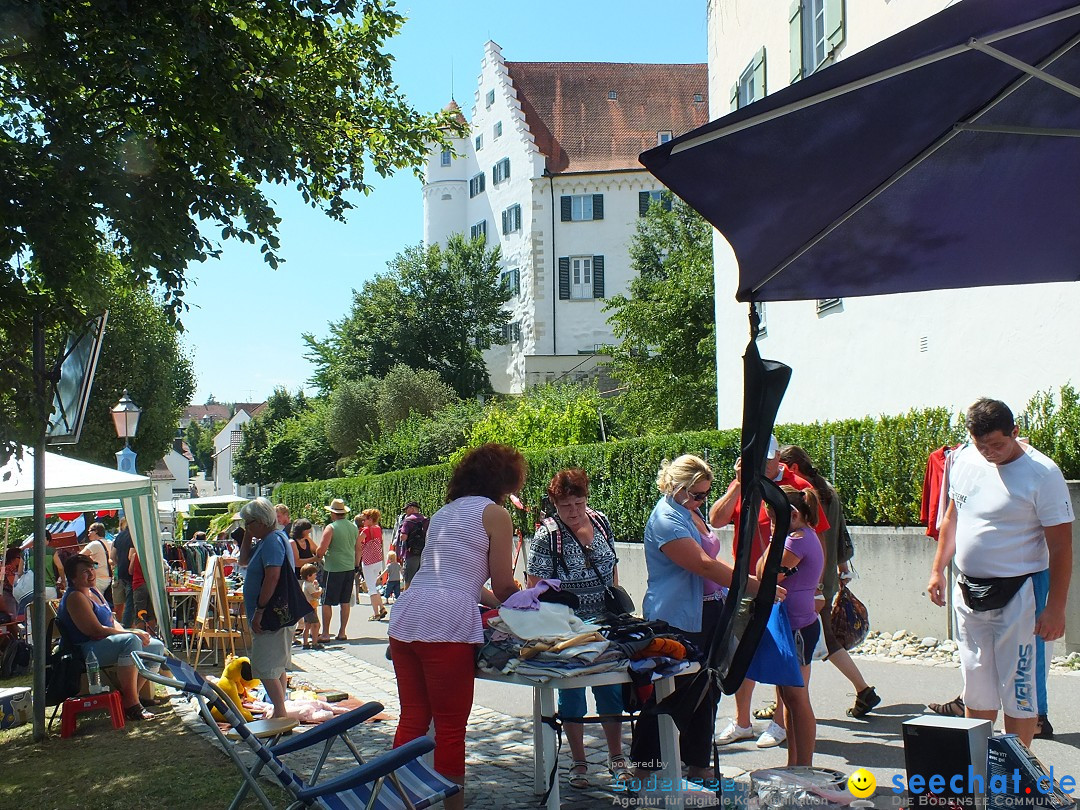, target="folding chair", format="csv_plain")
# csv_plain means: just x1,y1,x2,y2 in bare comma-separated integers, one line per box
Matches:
132,651,459,810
